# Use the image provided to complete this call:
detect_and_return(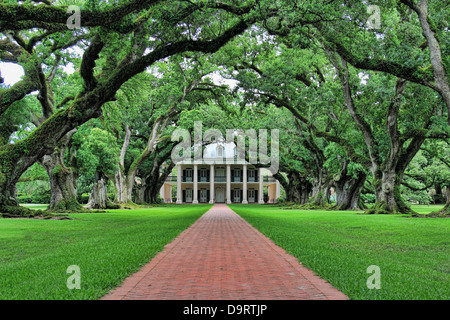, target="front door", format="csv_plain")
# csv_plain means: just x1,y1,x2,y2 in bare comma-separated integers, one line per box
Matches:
200,189,207,203
215,187,225,202
233,189,241,203
185,188,193,202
